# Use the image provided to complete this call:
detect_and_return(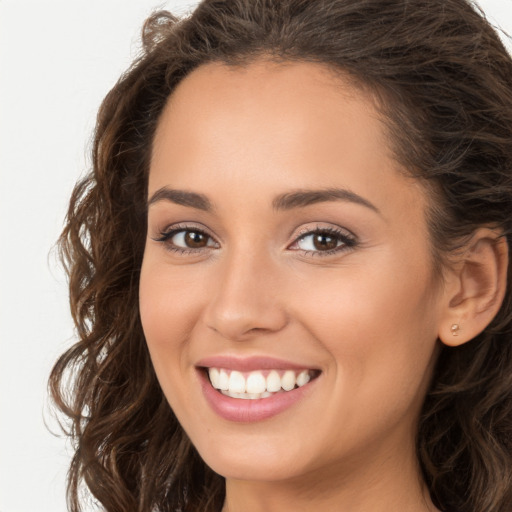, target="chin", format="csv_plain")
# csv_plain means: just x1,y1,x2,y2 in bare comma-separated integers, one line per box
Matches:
193,434,311,482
